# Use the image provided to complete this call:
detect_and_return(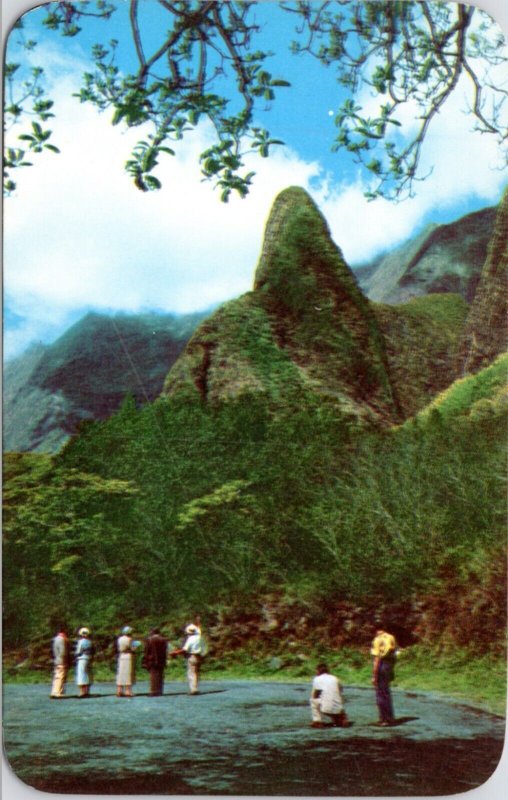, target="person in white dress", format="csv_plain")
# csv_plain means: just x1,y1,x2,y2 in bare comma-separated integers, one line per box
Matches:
116,626,140,697
75,628,94,698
